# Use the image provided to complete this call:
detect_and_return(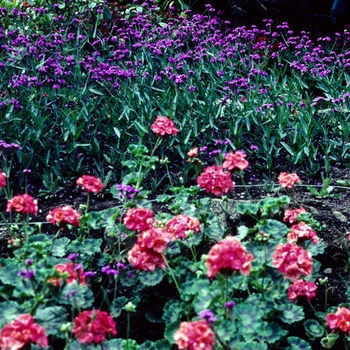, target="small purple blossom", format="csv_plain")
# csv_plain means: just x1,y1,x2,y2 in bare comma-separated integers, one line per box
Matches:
84,271,96,278
224,301,236,309
67,253,79,260
25,259,34,266
18,269,35,279
199,309,217,322
102,265,119,276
